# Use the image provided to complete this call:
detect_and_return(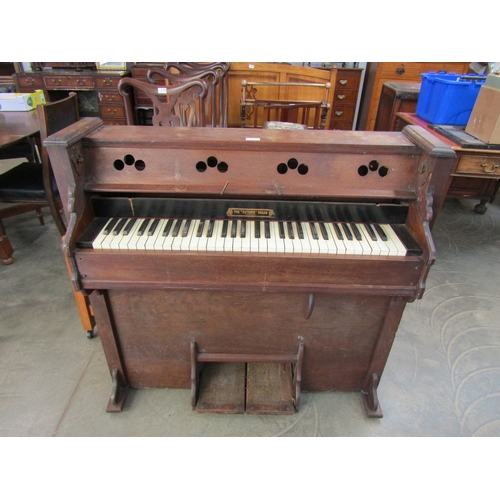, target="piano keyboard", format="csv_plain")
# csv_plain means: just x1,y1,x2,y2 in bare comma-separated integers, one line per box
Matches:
82,217,421,256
